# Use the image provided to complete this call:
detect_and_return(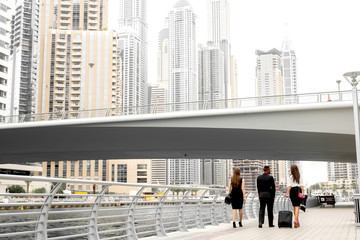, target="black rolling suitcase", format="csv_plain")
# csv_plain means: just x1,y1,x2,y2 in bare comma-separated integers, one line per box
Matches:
278,198,292,228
